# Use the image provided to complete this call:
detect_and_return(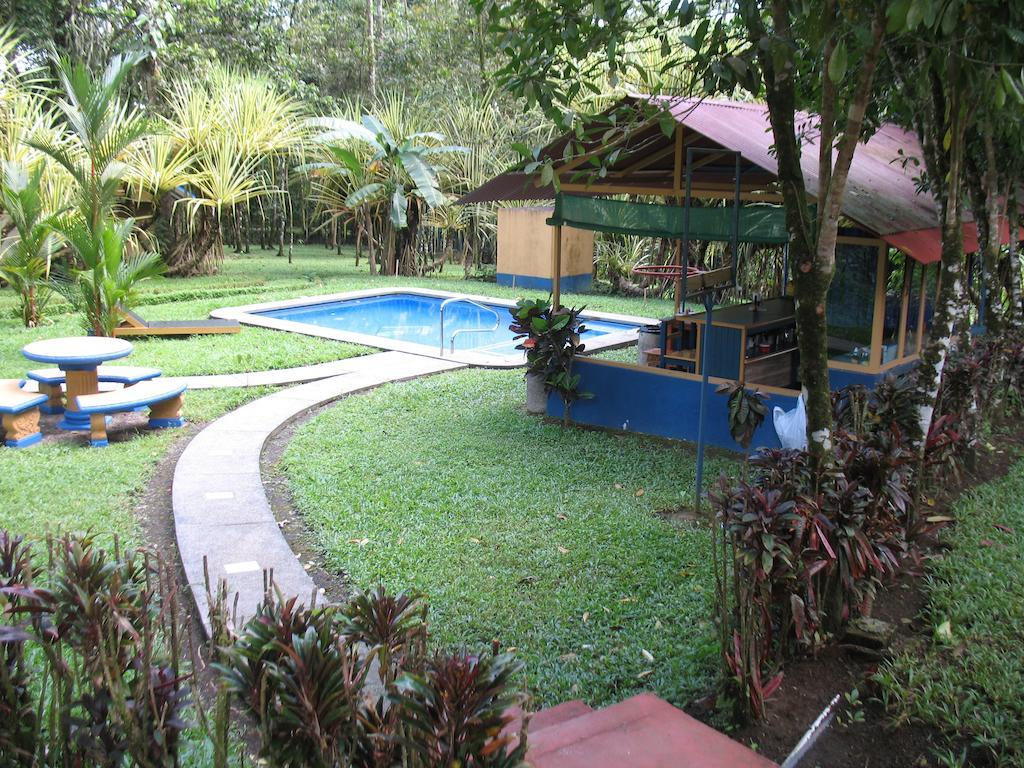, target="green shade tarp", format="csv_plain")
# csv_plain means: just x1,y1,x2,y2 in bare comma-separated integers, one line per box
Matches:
547,194,789,244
